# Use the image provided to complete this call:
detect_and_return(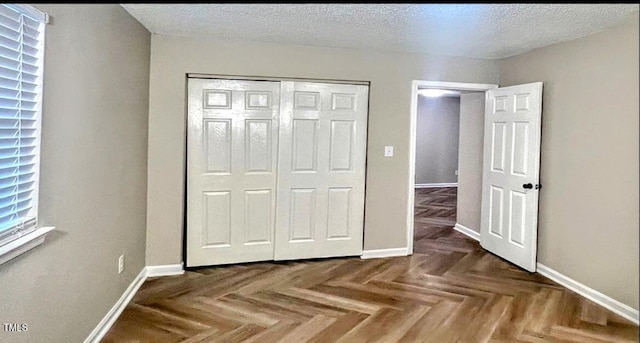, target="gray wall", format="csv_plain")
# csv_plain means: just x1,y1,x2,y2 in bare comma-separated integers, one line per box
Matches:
145,34,500,265
0,5,150,342
415,96,460,185
456,93,485,232
500,17,639,310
